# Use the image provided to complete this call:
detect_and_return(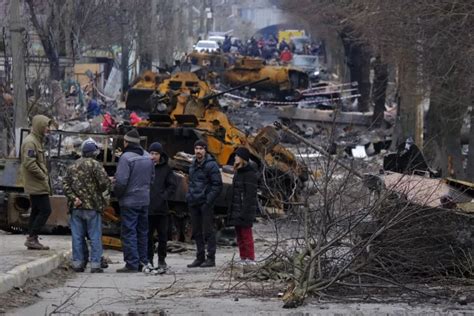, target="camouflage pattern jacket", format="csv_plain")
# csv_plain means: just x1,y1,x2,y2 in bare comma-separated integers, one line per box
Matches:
63,157,111,211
